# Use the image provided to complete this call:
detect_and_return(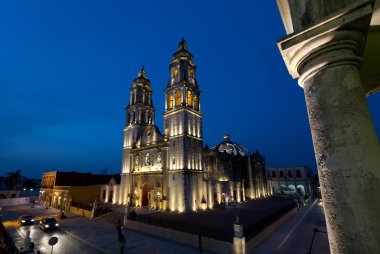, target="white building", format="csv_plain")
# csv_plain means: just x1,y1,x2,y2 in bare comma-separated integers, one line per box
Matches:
267,166,316,196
